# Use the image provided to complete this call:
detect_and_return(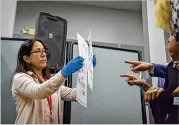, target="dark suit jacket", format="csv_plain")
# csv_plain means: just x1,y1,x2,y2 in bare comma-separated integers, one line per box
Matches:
149,62,179,124
149,64,167,78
